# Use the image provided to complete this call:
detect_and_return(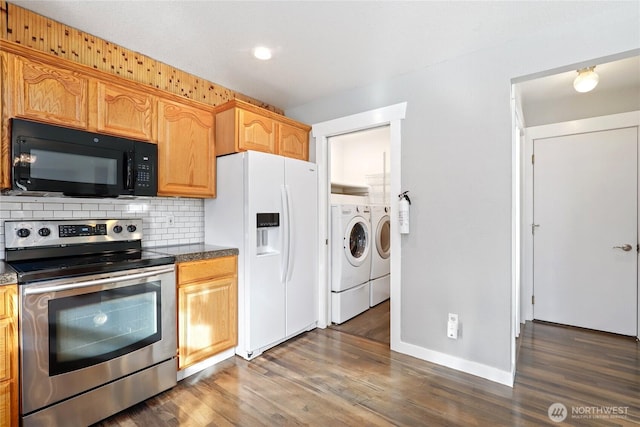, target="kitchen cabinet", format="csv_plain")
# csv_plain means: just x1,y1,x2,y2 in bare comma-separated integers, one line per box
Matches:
278,122,309,161
1,50,9,189
217,106,277,154
0,284,18,427
8,52,156,141
157,99,216,198
214,99,310,161
90,81,156,142
177,256,238,370
1,43,220,196
11,54,89,129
